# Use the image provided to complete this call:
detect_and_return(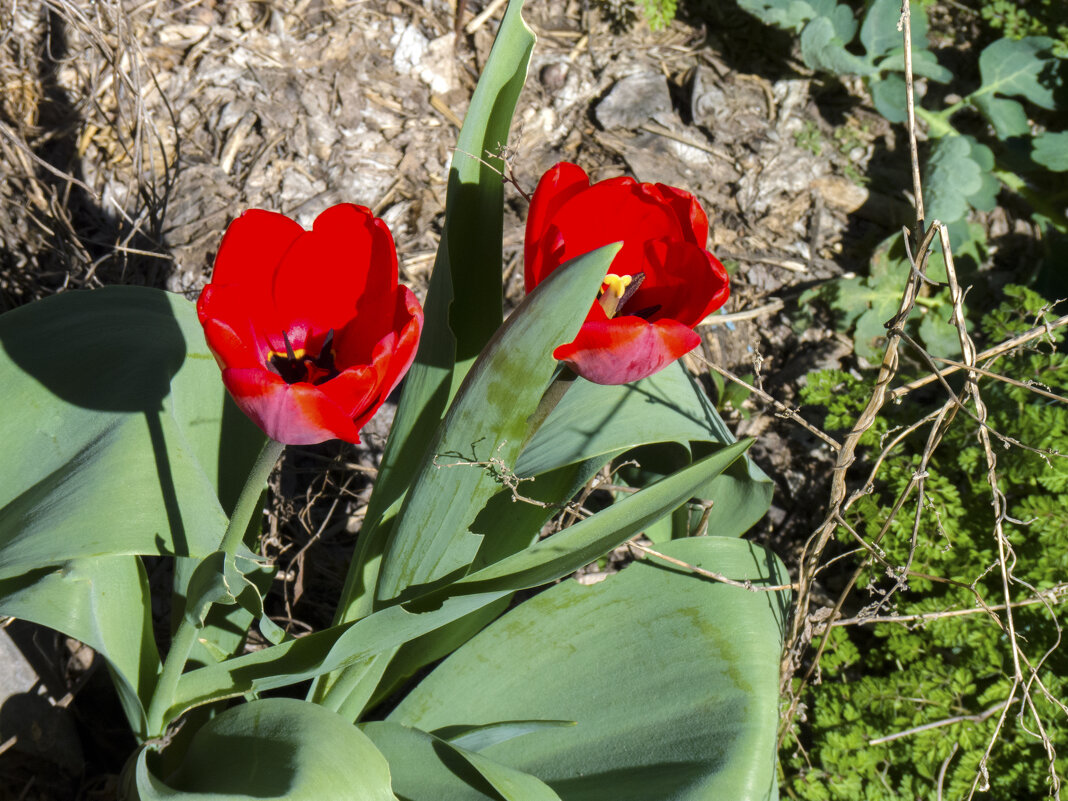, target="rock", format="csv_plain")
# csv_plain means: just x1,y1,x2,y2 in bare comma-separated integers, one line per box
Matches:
689,65,729,128
812,176,869,213
594,70,674,131
0,629,36,706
